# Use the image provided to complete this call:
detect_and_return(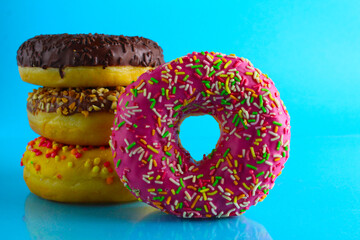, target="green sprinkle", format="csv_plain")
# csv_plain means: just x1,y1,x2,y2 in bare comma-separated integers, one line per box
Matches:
213,180,219,186
162,131,169,138
179,202,183,208
197,174,204,179
284,146,289,151
248,119,256,122
256,171,265,177
127,142,136,149
273,121,283,126
264,189,269,194
118,121,125,128
176,186,182,194
195,59,200,63
261,106,267,113
157,189,163,192
246,137,250,140
235,117,240,127
223,148,230,157
168,124,174,128
150,98,156,109
147,154,153,162
257,129,261,136
240,99,246,104
282,151,286,157
232,114,238,124
195,68,202,76
172,87,176,94
221,99,231,105
162,157,166,161
215,176,222,180
257,159,266,164
161,88,165,96
250,96,254,103
195,208,202,211
201,91,206,97
170,167,176,173
277,141,281,150
183,75,189,81
191,64,203,68
240,118,248,129
116,159,121,168
174,104,183,111
259,95,263,107
173,112,179,118
165,152,172,157
125,101,129,107
125,185,132,192
180,178,185,187
246,164,257,170
133,124,138,128
234,76,240,82
150,77,159,83
208,70,216,77
252,112,258,115
201,51,205,55
178,155,182,165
